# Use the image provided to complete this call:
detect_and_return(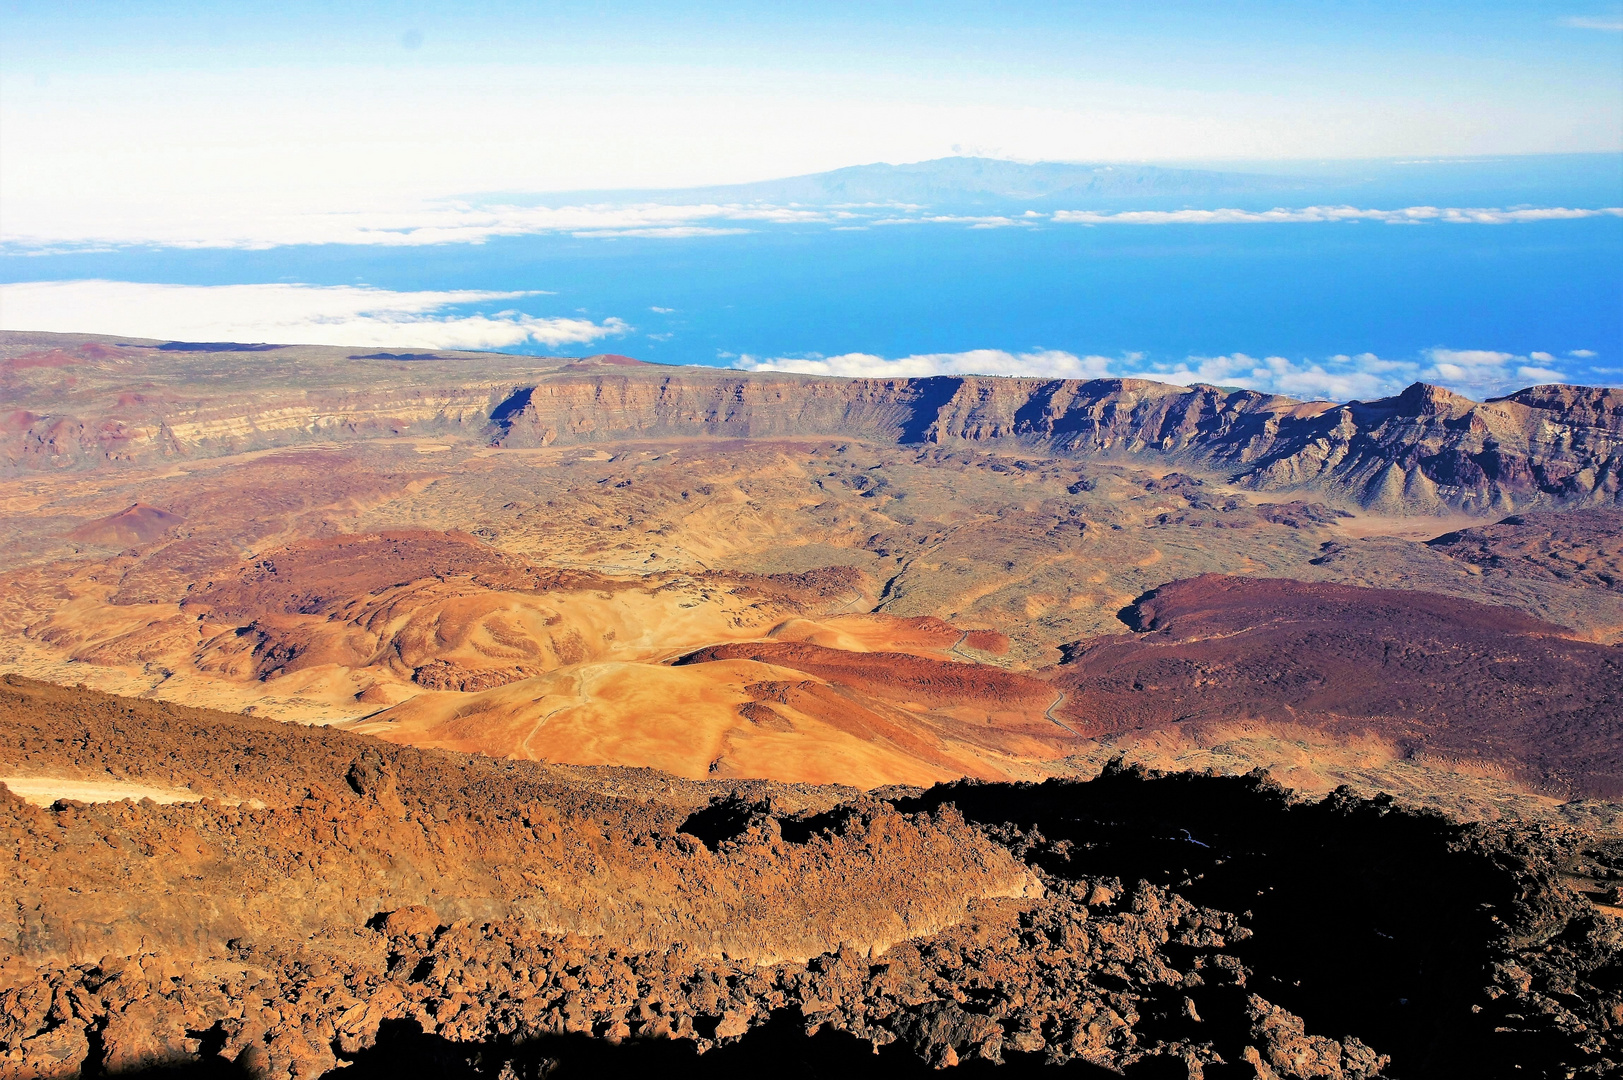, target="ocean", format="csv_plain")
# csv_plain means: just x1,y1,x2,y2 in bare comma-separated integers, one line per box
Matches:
3,154,1619,394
